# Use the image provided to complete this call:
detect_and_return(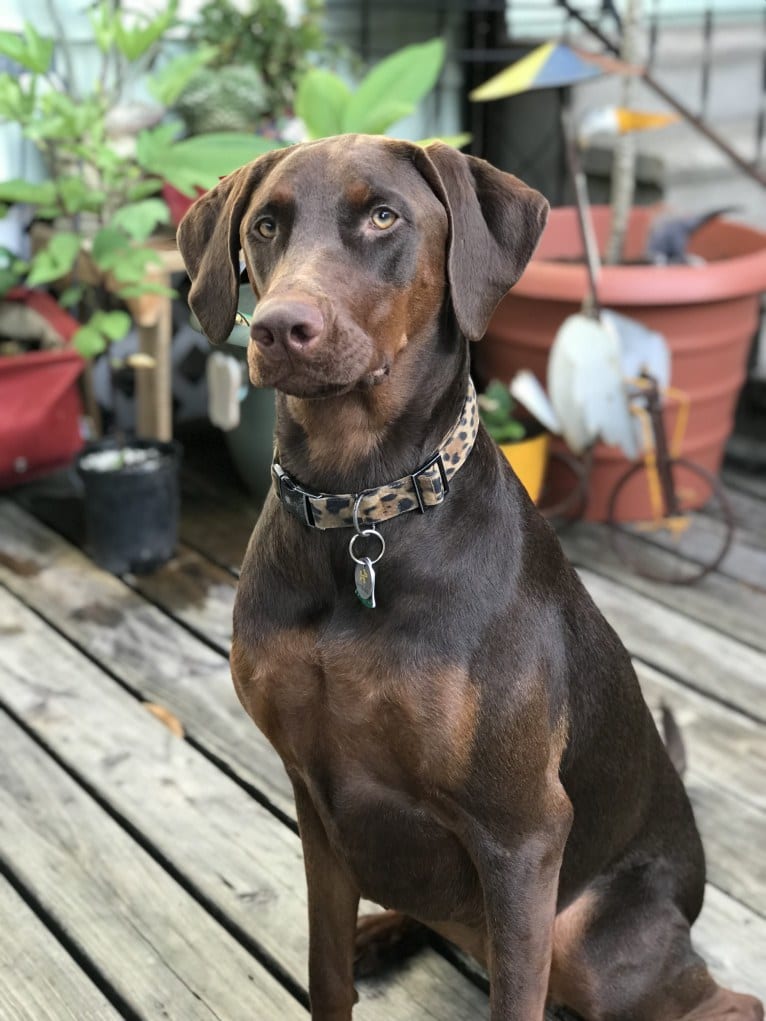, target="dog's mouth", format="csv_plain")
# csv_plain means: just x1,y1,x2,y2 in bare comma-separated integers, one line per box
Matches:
247,315,388,398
